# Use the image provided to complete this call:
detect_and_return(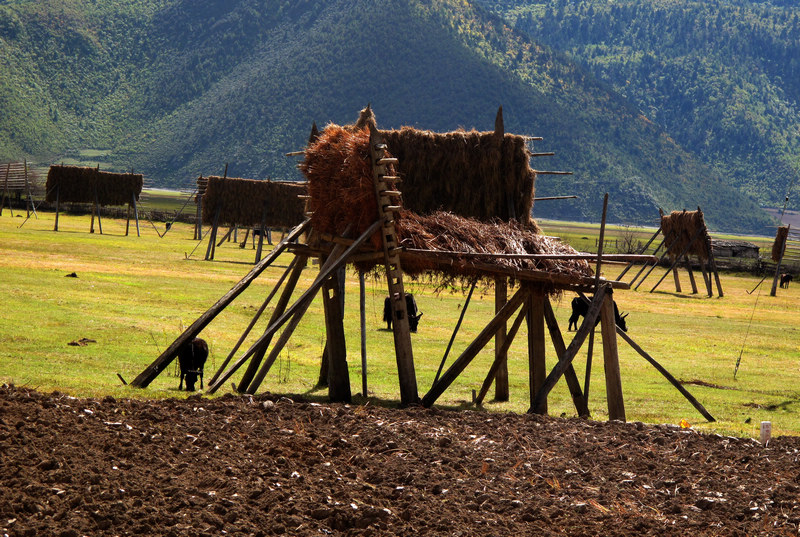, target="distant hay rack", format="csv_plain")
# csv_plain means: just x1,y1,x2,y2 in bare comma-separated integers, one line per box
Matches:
201,176,306,229
45,165,143,206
